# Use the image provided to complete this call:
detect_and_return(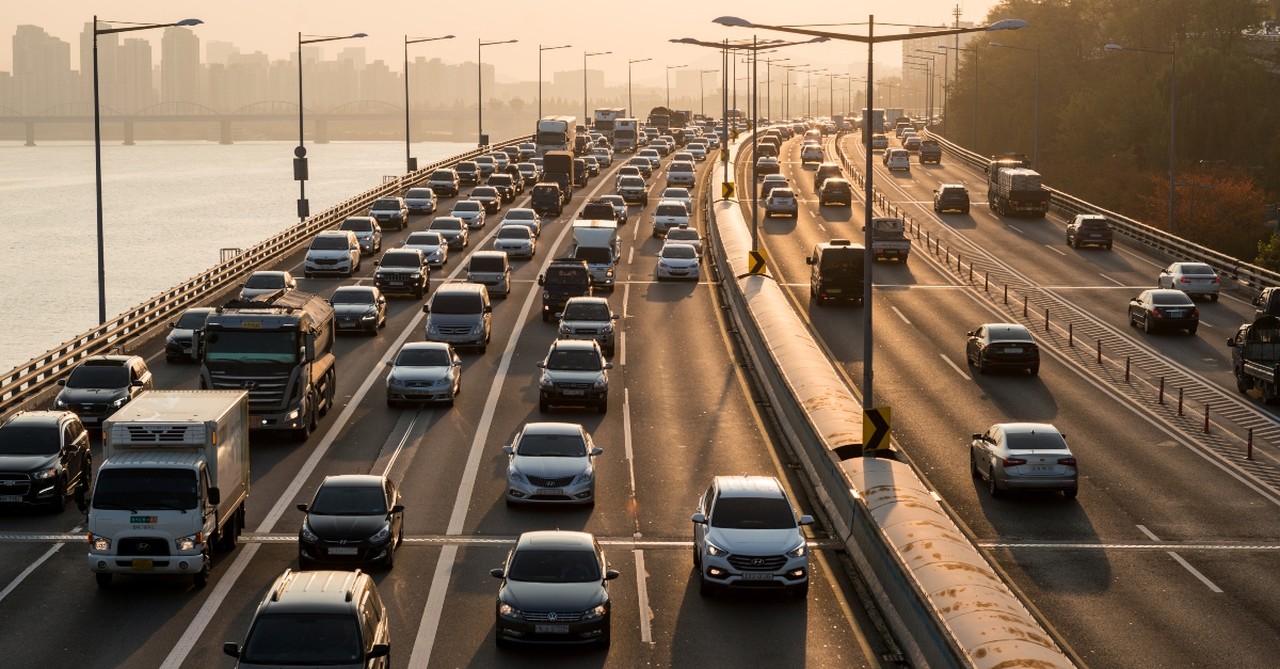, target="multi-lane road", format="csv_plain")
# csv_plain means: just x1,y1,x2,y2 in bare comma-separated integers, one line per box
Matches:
742,129,1280,667
0,142,898,668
